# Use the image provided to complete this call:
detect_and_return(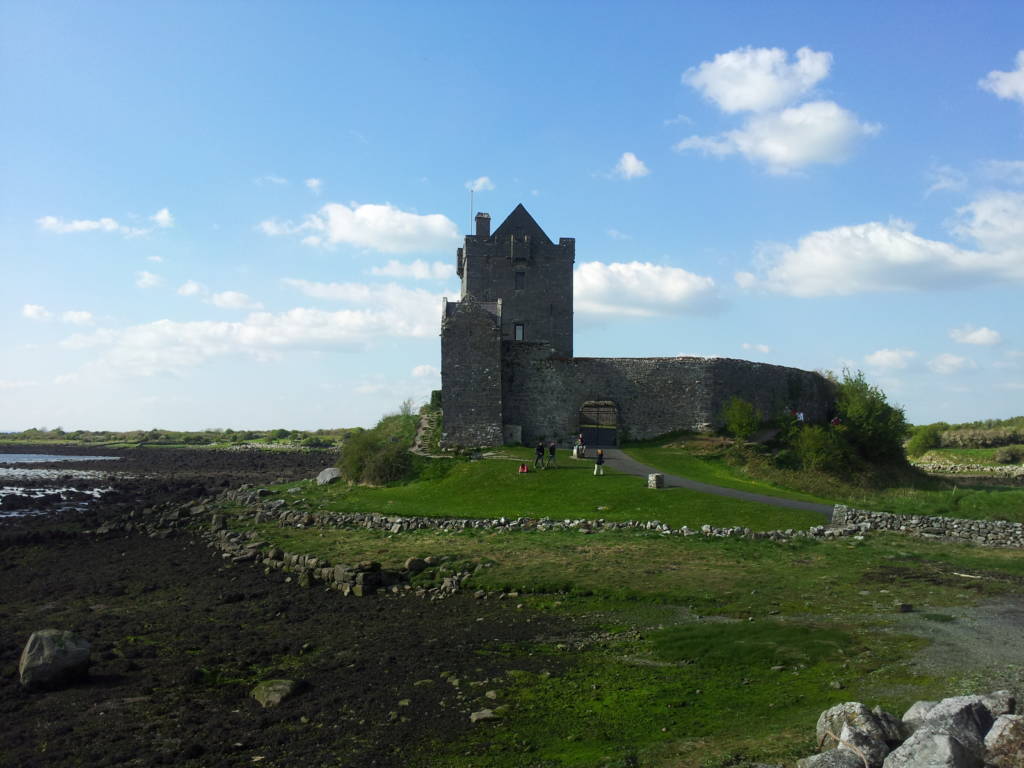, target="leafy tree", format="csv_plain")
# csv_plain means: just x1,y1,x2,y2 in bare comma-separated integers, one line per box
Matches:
722,397,761,440
833,370,909,463
794,425,850,472
905,424,943,457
